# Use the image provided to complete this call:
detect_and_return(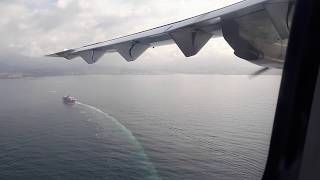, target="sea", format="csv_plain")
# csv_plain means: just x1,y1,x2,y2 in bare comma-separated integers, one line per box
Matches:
0,74,281,180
